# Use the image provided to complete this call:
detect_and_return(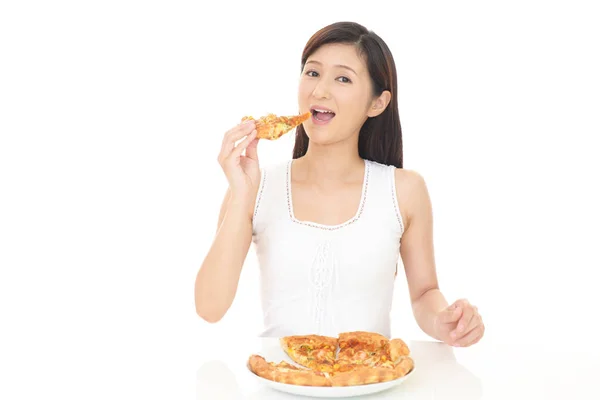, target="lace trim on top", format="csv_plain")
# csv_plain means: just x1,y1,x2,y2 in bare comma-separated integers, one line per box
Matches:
286,159,370,230
389,165,404,234
253,169,266,220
